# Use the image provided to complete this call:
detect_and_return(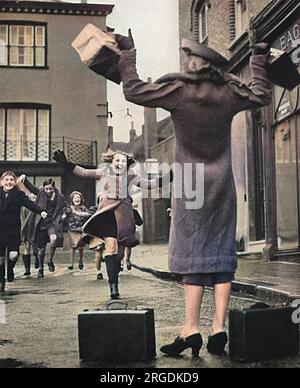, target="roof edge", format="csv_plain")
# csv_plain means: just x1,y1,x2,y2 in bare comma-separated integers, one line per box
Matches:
0,1,114,16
